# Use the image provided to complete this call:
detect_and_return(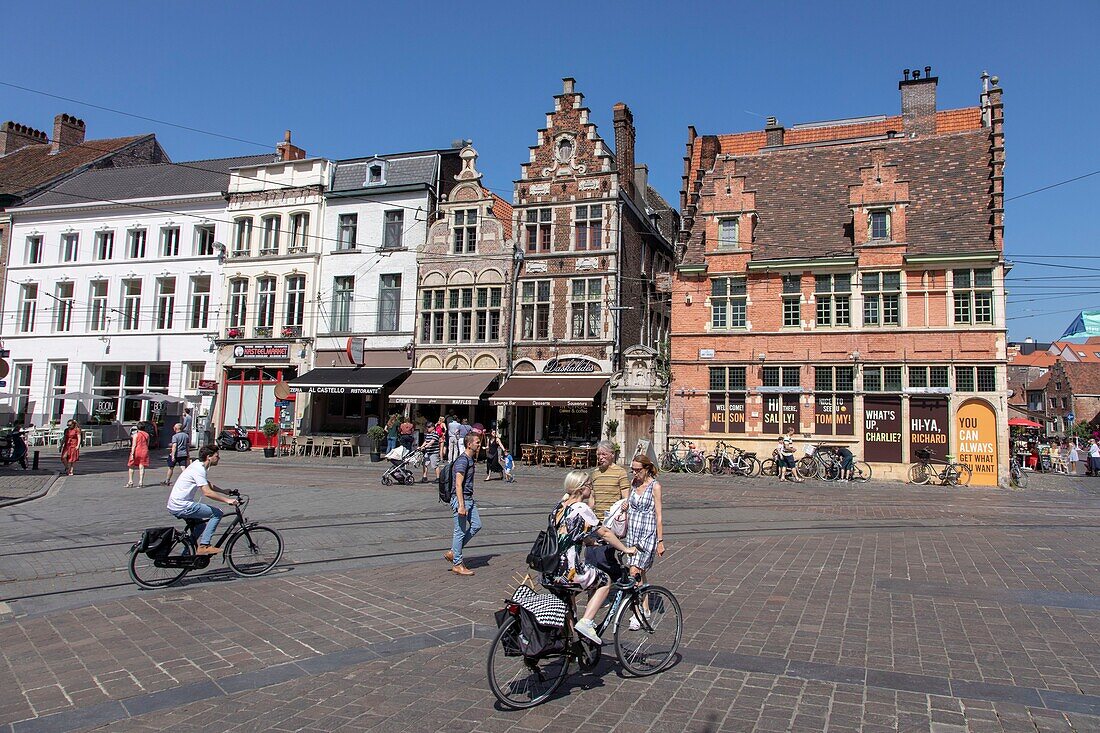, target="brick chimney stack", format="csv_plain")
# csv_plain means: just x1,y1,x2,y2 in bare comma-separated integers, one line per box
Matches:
276,130,306,161
51,114,86,154
0,120,48,155
765,116,785,147
612,102,636,199
899,66,938,136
